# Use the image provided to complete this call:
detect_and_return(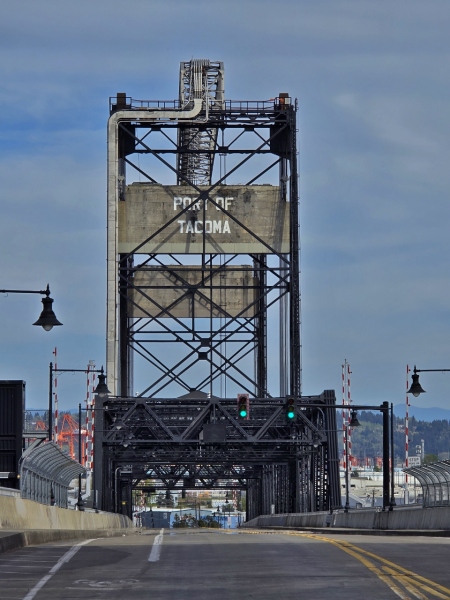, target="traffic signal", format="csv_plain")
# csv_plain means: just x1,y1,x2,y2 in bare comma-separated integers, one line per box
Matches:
237,394,249,419
285,396,296,420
